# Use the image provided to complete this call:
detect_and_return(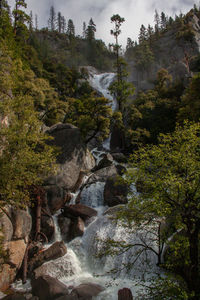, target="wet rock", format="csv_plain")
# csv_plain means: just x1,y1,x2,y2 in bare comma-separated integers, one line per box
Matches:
62,204,97,221
103,205,125,216
11,209,32,240
110,126,125,152
29,241,67,273
70,217,84,240
72,283,104,298
45,186,71,214
112,152,127,164
2,294,26,300
93,153,113,171
58,215,71,242
87,165,118,184
41,215,55,242
31,275,69,300
8,239,27,269
118,288,133,300
45,123,95,190
104,175,128,207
